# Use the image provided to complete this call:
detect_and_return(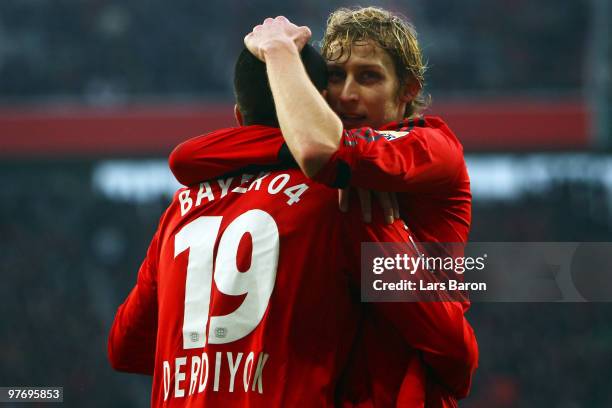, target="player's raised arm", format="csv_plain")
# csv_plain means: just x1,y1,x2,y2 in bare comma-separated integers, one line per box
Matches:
169,116,466,193
245,16,343,177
